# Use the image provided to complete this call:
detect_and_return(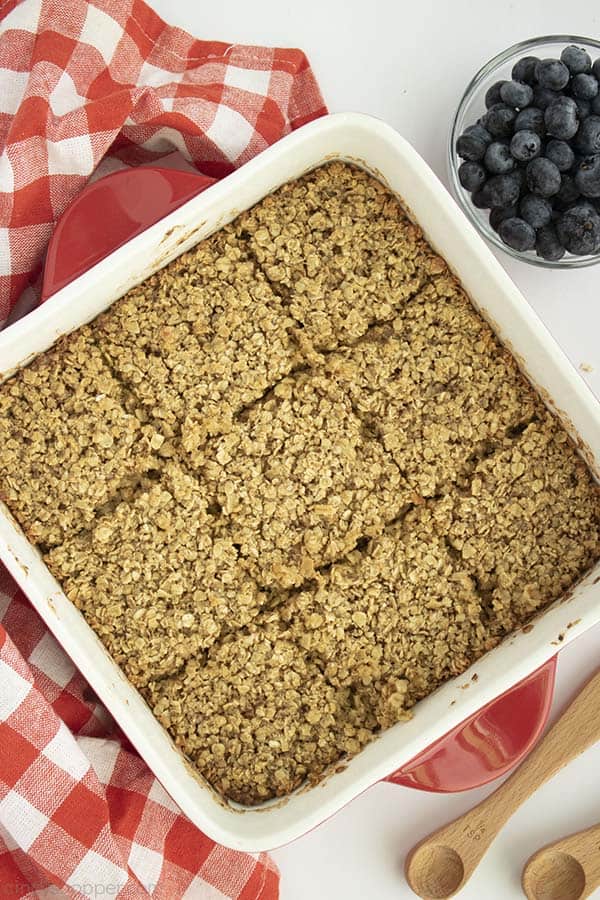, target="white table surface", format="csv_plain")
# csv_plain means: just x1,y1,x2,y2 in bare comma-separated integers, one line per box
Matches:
148,3,600,897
